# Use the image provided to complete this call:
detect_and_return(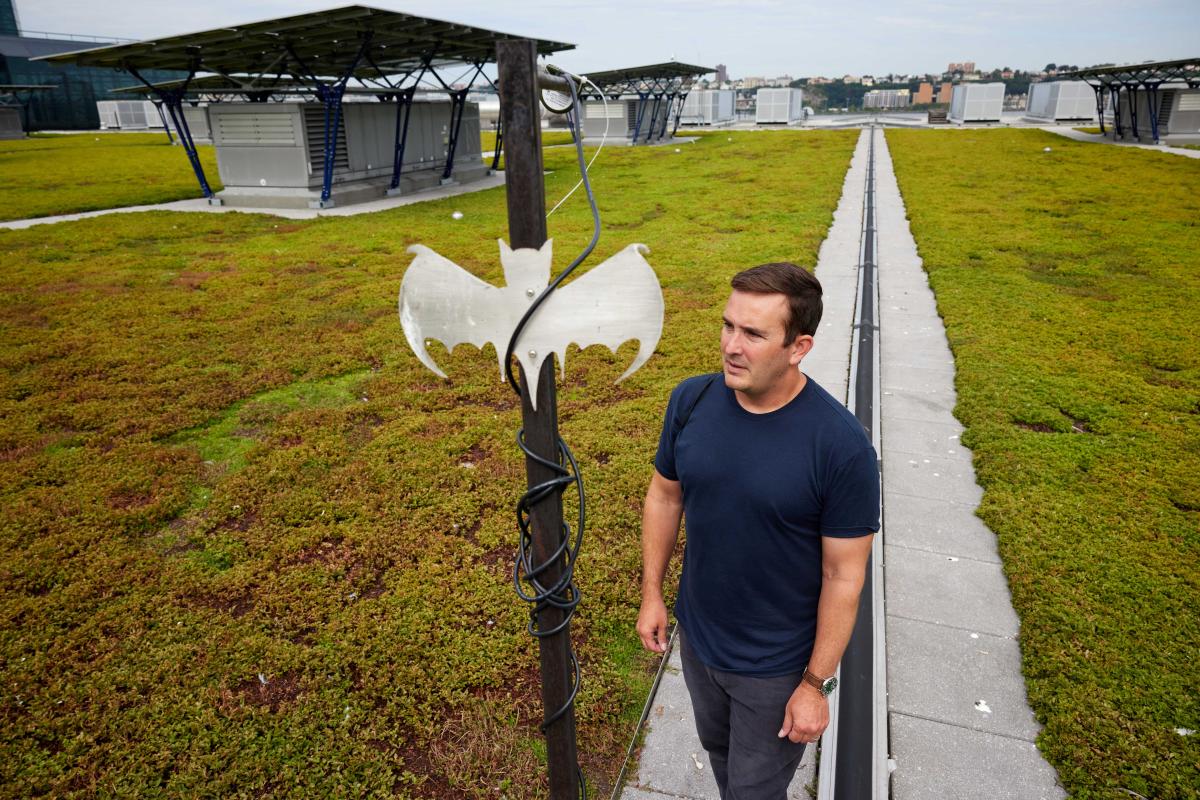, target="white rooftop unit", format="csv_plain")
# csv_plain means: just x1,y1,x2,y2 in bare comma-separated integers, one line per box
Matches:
1109,85,1200,145
96,100,169,130
1025,81,1095,122
679,89,735,125
207,98,484,208
948,83,1004,123
756,88,804,124
581,97,674,143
